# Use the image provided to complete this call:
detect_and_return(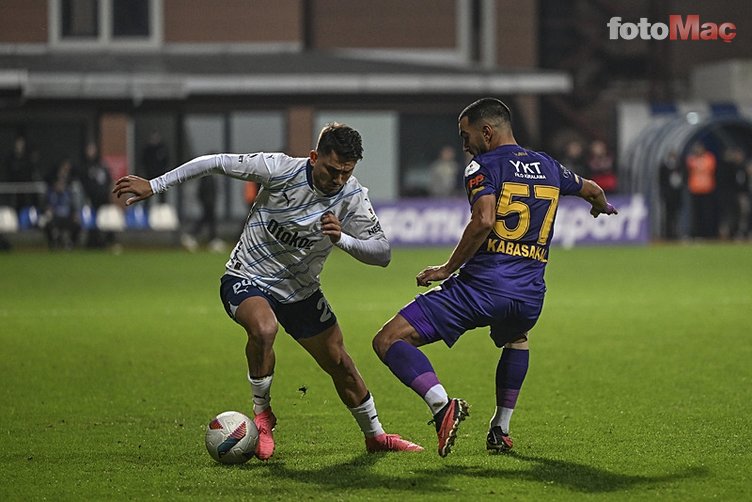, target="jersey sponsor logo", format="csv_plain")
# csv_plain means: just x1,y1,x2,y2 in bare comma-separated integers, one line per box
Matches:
486,238,548,263
464,160,481,176
367,222,382,236
510,160,547,180
266,218,315,249
467,174,485,189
